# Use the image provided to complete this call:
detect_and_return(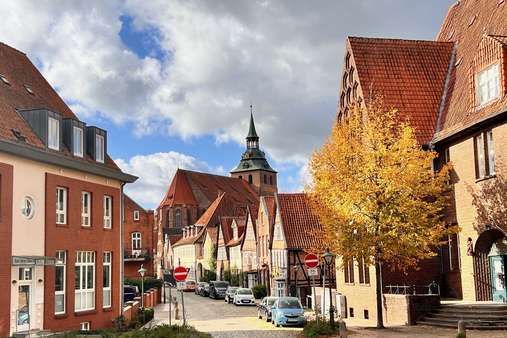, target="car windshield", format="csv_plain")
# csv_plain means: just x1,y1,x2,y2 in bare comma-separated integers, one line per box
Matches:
214,282,229,288
267,298,277,306
278,298,302,309
228,287,238,292
187,281,196,285
236,289,252,295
